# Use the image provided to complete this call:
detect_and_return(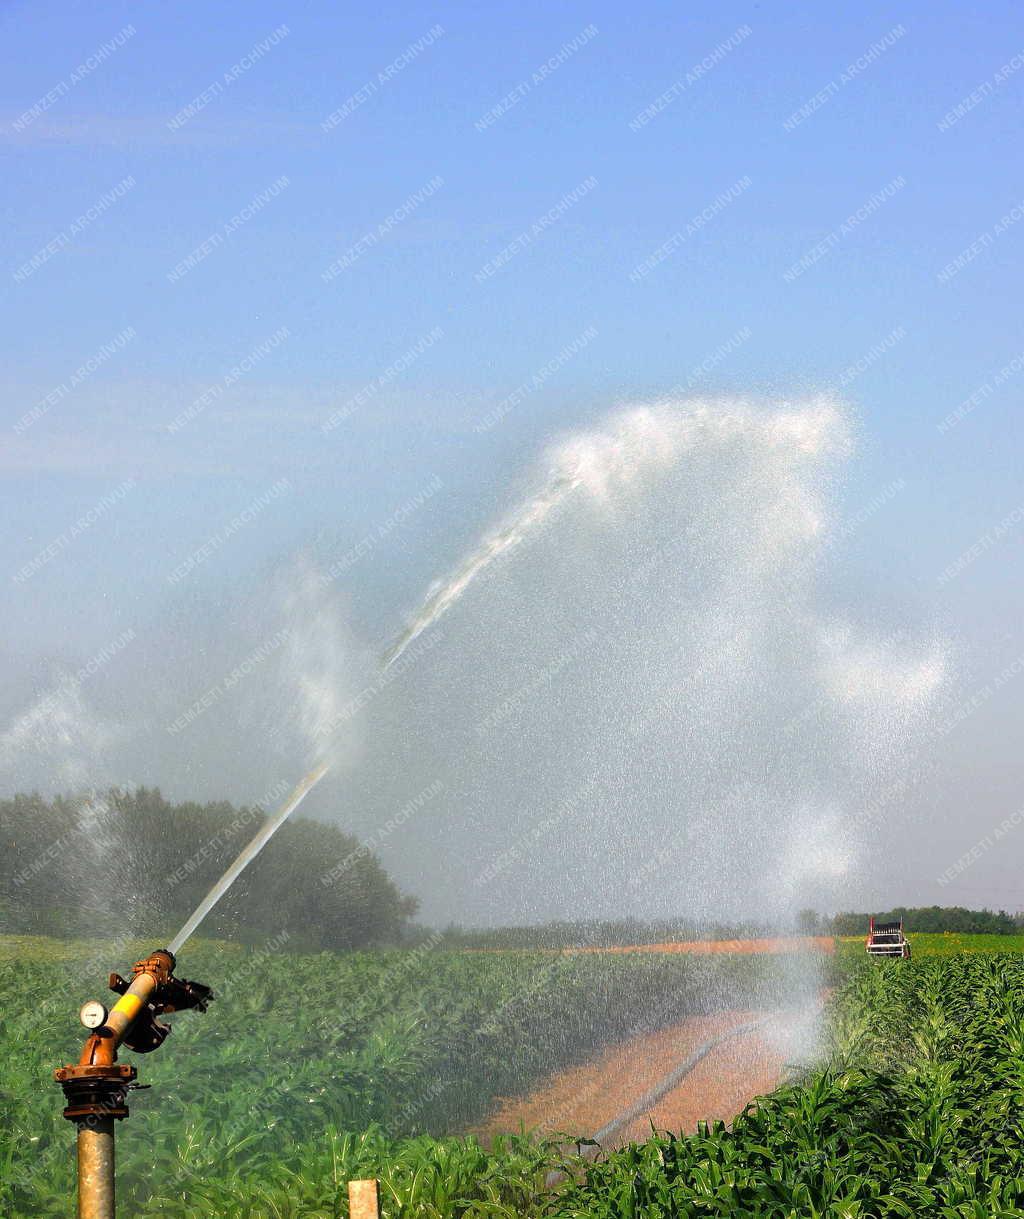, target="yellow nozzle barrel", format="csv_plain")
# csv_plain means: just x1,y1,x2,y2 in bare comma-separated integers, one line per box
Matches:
102,972,158,1046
